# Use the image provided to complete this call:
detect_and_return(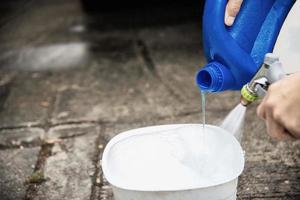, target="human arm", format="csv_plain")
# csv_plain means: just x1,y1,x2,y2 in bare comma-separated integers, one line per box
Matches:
257,73,300,140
